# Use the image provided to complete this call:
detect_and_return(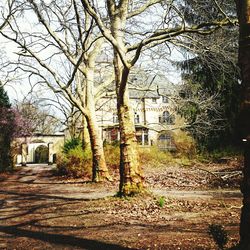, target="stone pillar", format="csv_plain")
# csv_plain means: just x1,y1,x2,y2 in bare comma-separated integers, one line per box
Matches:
142,129,145,146
21,143,27,166
48,143,53,165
